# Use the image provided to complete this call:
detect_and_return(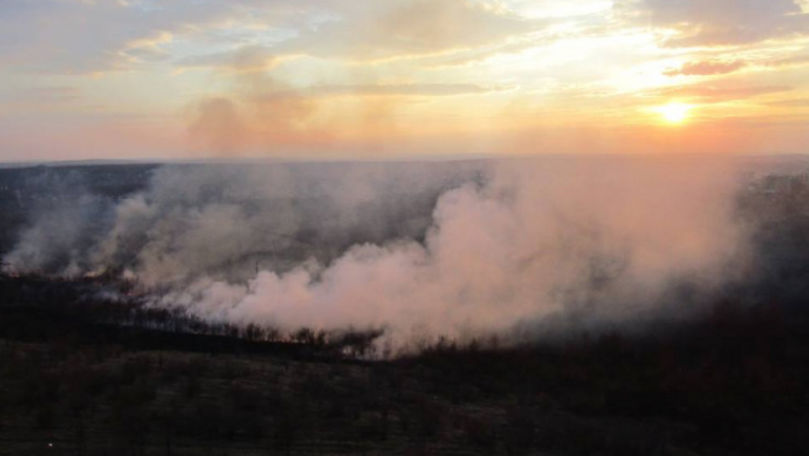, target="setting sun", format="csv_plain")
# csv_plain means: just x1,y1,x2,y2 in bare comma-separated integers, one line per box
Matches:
656,102,693,125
